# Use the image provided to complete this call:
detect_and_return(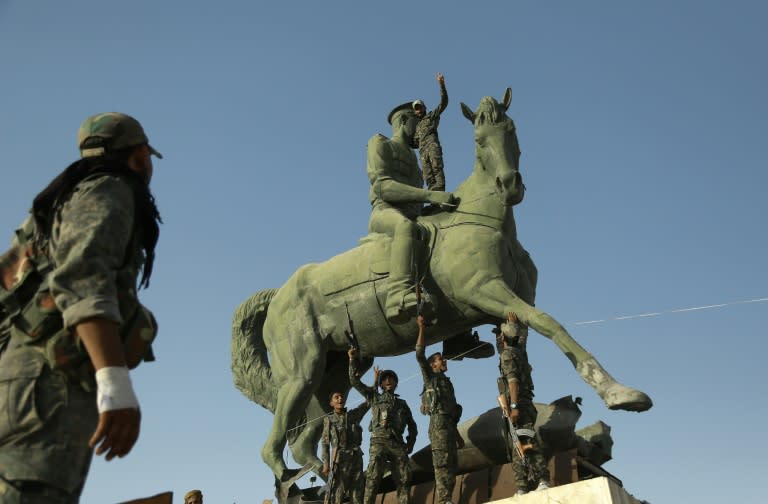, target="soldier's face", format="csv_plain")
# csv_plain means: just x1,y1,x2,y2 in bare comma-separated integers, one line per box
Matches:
414,106,425,118
329,392,345,411
380,376,397,392
430,354,447,373
185,495,202,504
